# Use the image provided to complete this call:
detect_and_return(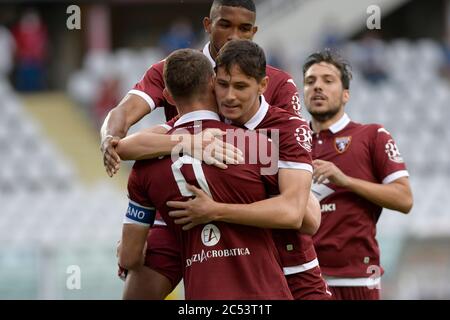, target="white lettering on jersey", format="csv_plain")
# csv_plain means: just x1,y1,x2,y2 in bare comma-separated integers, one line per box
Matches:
291,92,302,117
385,139,404,163
321,203,336,213
295,124,313,152
185,248,251,268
